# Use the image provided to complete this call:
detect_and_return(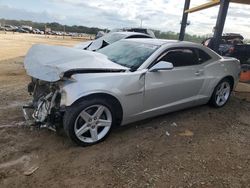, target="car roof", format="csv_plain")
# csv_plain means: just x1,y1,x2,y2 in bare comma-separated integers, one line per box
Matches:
112,31,150,37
